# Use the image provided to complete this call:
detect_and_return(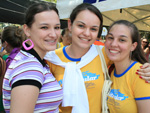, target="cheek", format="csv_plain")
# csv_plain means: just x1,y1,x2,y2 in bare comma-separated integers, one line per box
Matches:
104,40,110,48
93,31,99,38
71,29,78,39
120,45,131,53
72,25,82,36
56,31,61,37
